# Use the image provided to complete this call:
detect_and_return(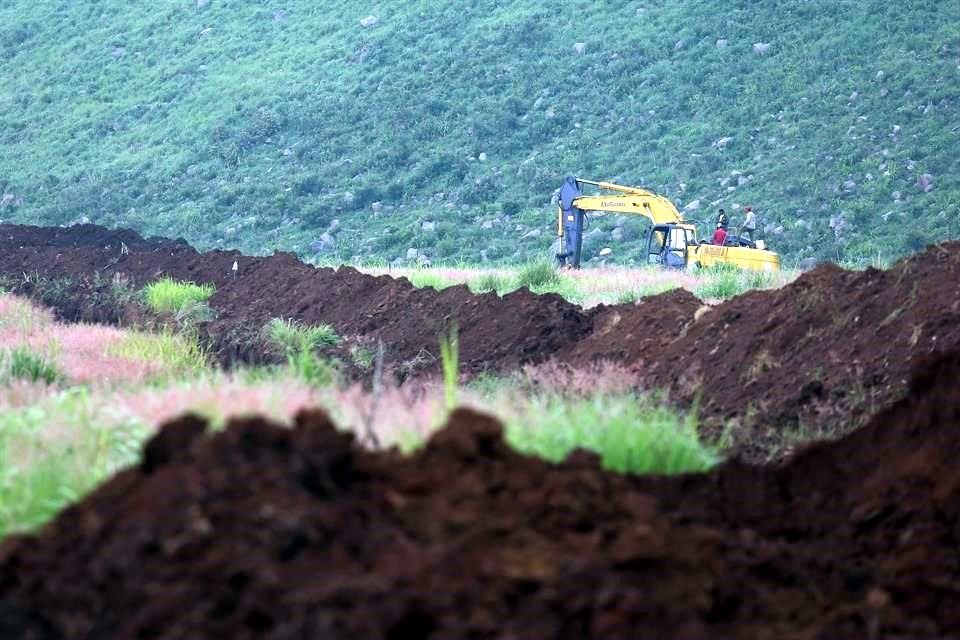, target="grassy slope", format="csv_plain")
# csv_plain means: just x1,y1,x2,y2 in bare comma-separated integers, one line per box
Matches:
0,1,957,266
